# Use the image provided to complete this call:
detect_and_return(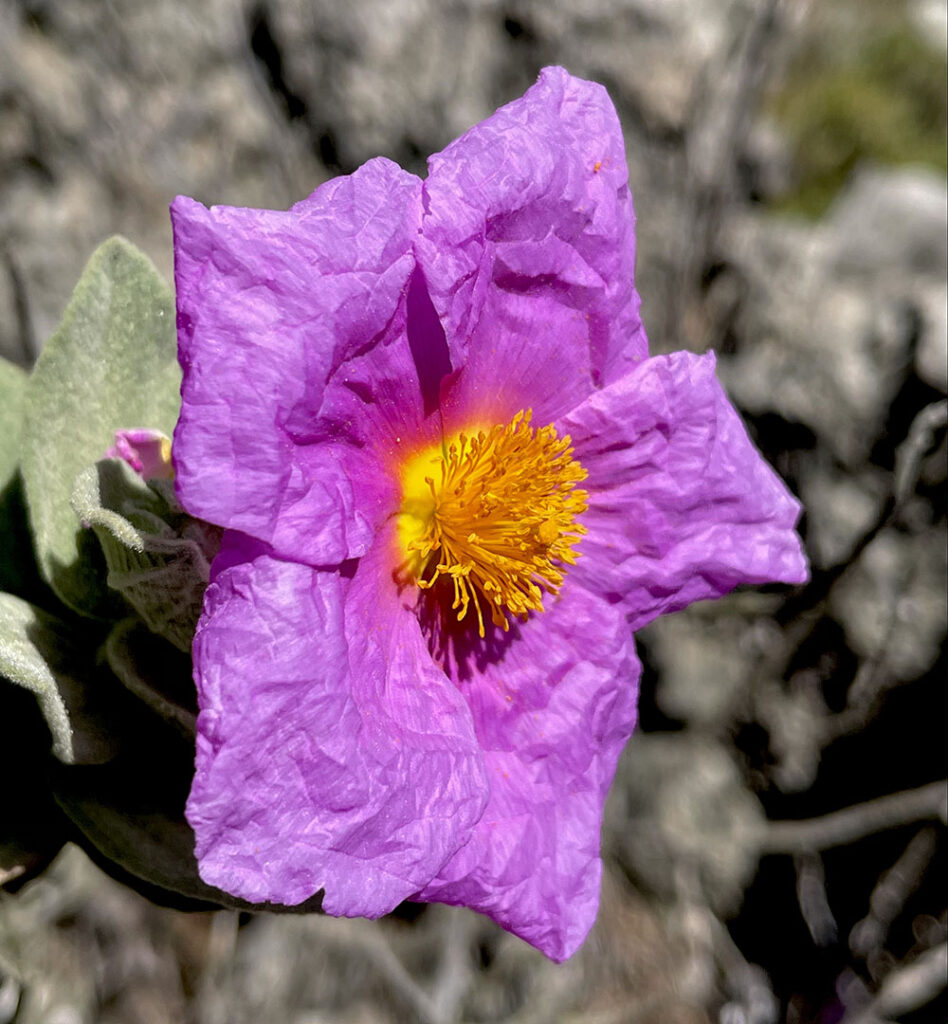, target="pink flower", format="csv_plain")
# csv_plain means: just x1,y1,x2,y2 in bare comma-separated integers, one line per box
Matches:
171,67,807,959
